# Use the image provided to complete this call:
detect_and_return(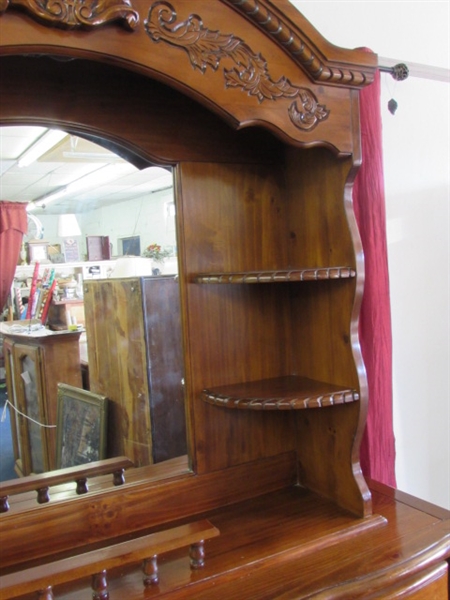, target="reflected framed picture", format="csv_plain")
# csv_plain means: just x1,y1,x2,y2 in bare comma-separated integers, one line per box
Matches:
120,235,140,257
26,241,49,264
56,384,108,469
